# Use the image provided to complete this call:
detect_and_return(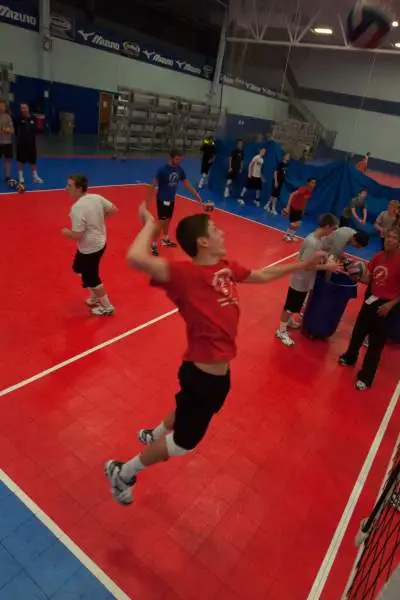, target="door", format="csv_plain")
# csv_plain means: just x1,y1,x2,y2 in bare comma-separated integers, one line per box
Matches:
98,92,112,135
